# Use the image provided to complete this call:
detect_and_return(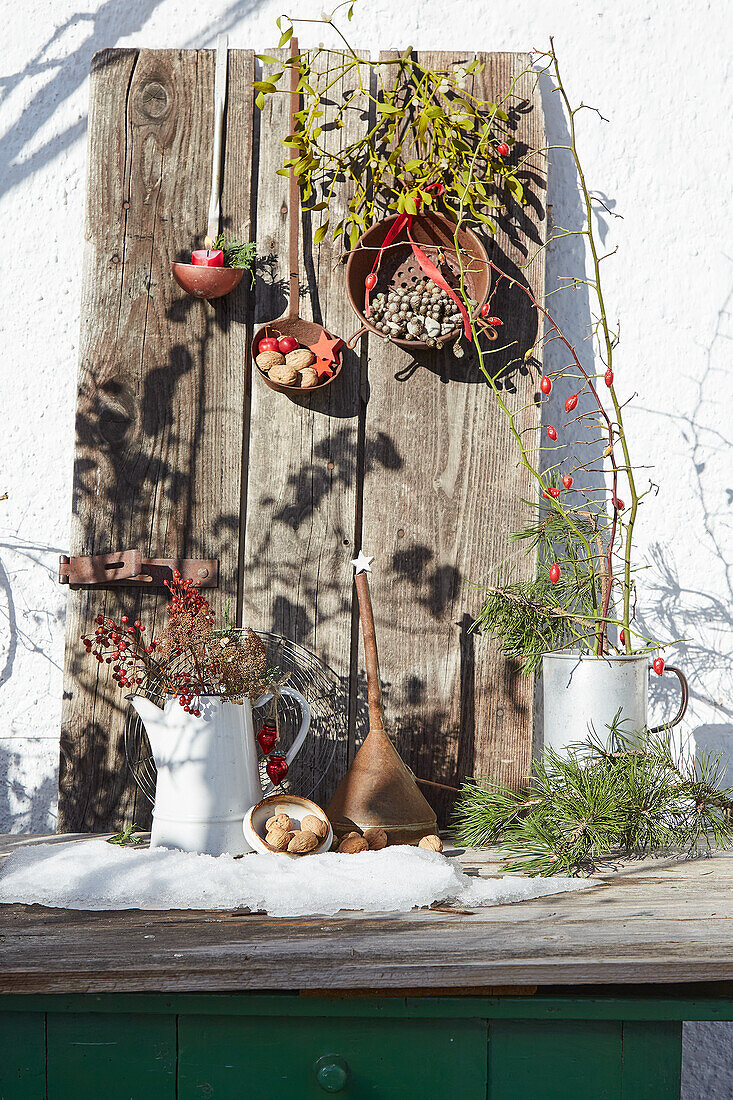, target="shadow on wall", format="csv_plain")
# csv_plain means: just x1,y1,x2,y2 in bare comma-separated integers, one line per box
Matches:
0,0,266,205
0,744,57,833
